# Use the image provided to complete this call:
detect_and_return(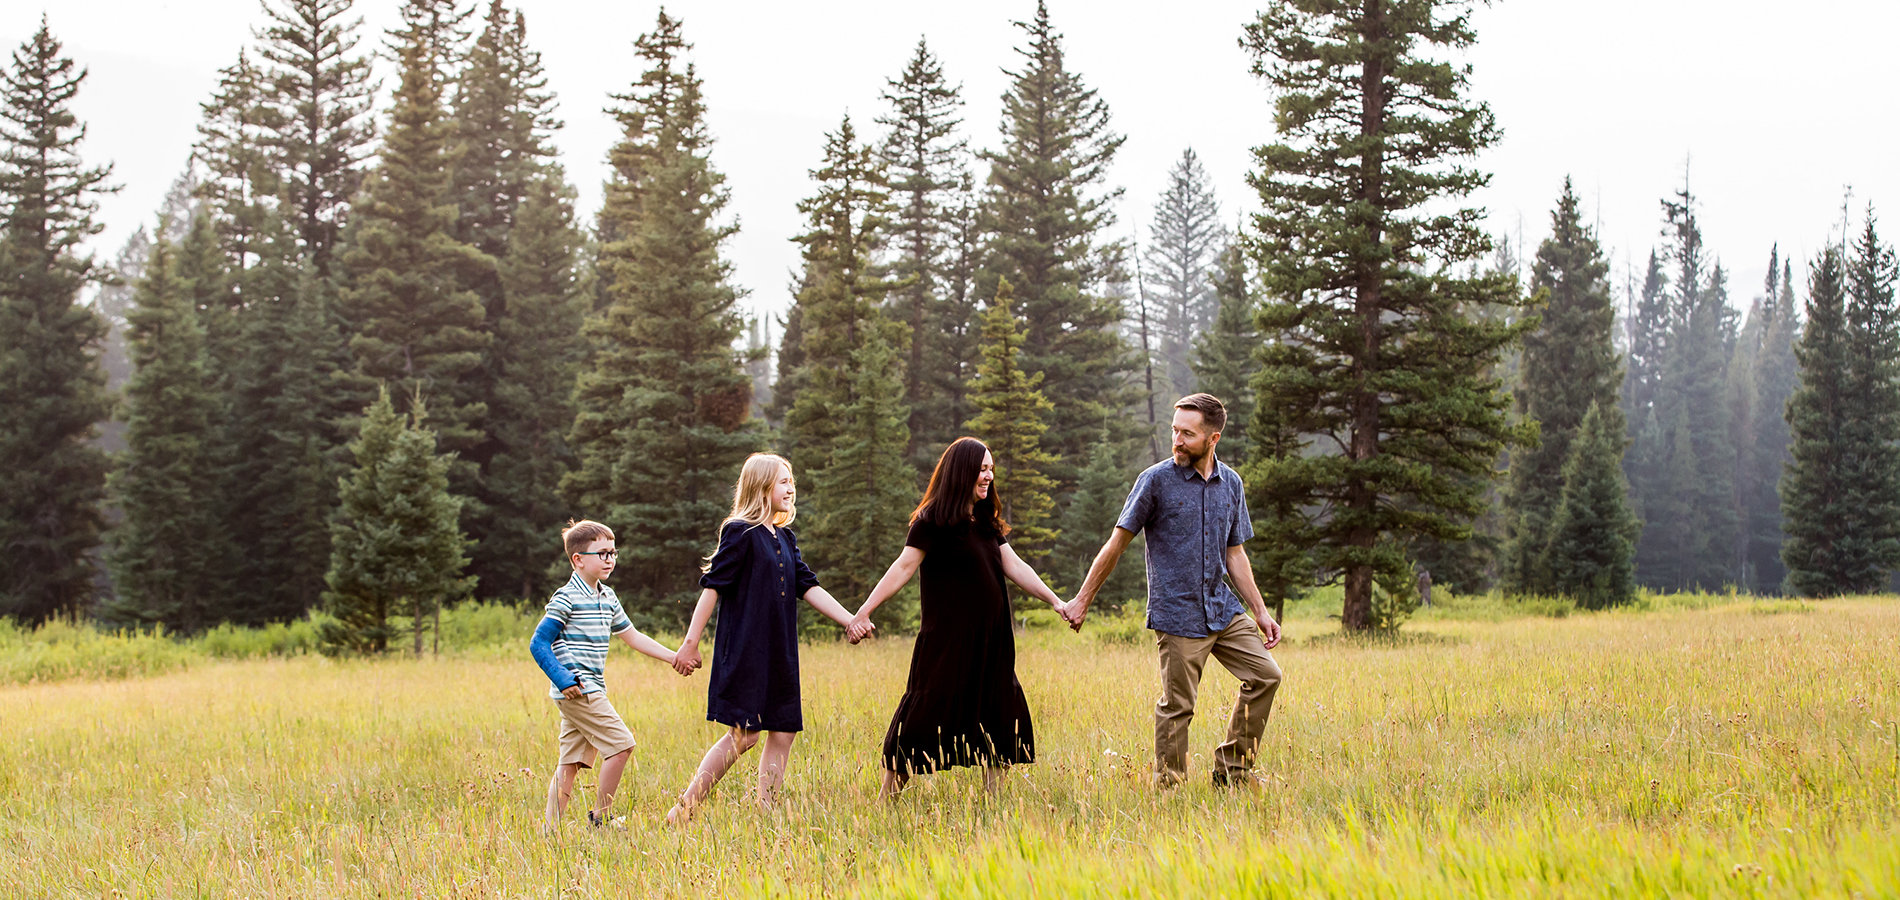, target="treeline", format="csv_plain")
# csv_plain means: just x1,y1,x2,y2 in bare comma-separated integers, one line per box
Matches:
1,1,1892,645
